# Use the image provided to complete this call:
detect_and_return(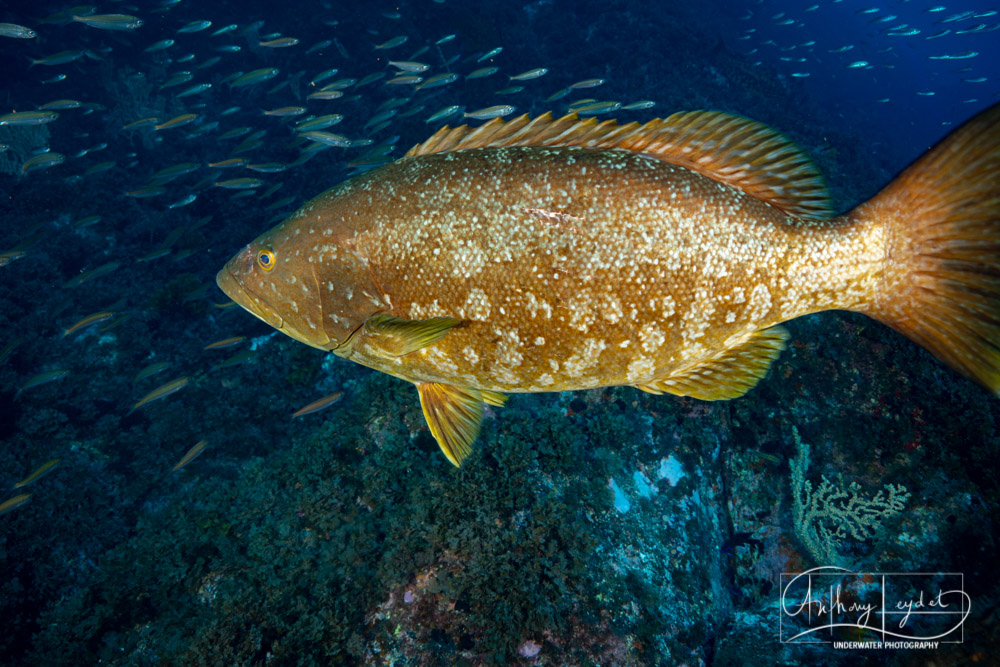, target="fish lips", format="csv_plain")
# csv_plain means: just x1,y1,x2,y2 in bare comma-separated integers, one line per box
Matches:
215,266,285,331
